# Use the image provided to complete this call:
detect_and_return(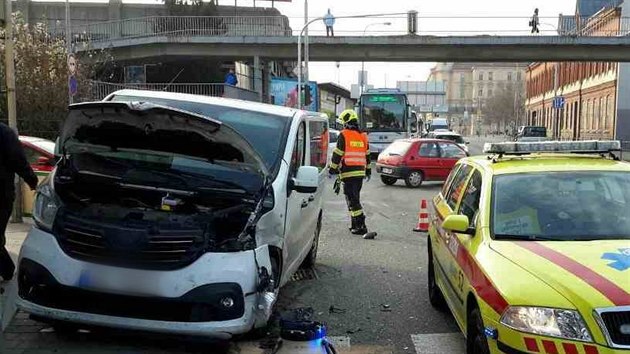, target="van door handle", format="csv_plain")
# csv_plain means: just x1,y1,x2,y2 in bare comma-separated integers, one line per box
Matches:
301,200,309,208
308,195,315,202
